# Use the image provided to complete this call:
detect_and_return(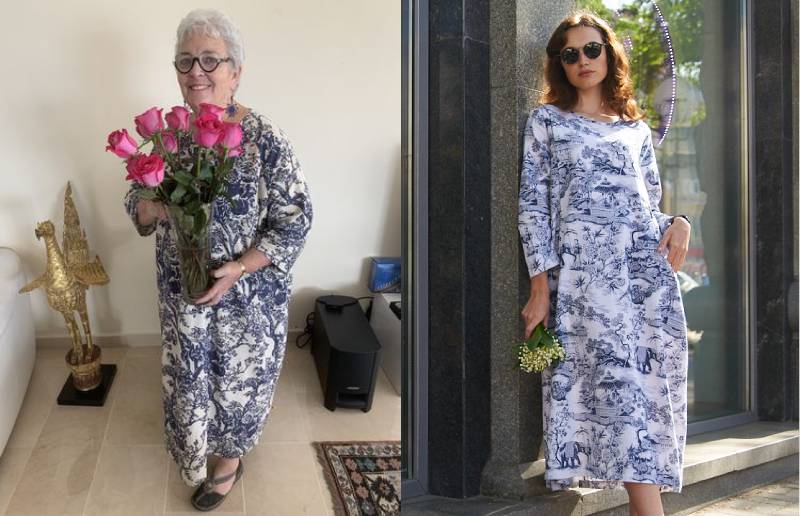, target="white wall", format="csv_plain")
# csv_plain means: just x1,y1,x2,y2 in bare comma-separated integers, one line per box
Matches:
0,1,401,341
